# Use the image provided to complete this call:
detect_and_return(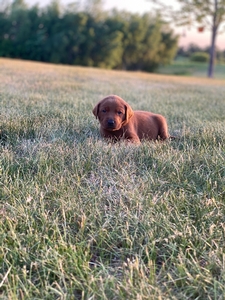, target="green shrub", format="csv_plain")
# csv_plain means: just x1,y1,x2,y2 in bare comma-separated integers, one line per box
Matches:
190,52,209,62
